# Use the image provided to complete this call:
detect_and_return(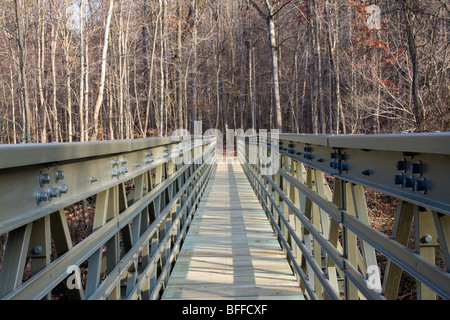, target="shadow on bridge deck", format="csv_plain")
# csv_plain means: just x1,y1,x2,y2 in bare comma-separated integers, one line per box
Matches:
161,159,304,300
